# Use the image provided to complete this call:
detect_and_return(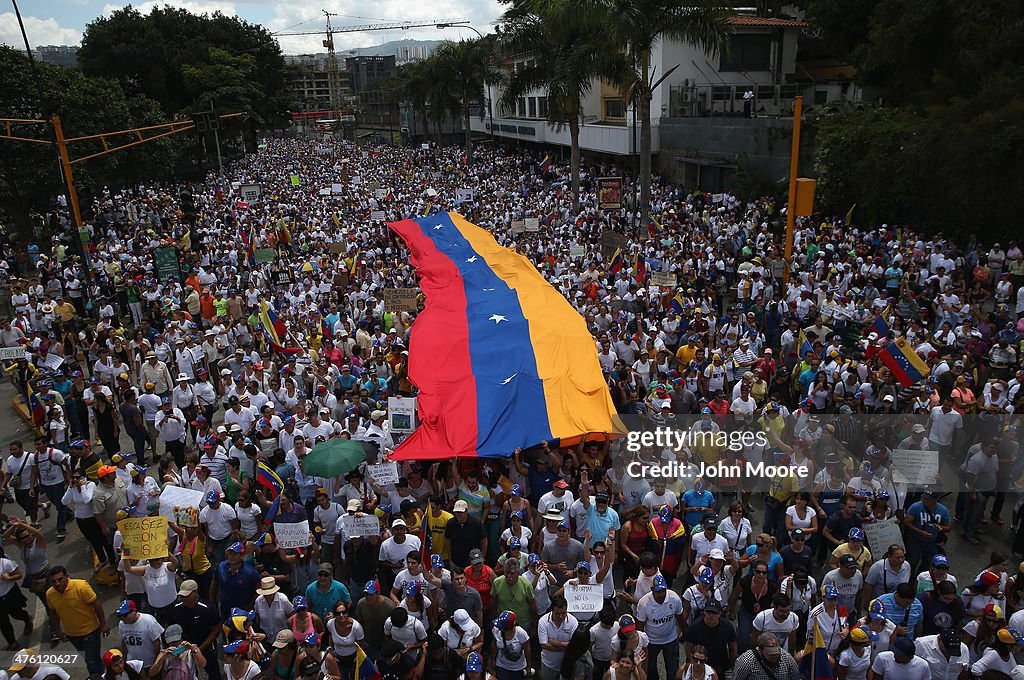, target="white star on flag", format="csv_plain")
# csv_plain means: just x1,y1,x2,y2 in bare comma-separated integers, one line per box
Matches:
500,373,517,385
433,225,443,230
466,256,478,263
489,314,507,324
